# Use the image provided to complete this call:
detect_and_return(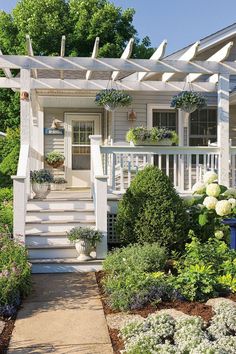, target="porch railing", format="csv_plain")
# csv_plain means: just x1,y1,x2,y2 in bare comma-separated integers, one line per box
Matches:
11,144,30,243
100,145,220,193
